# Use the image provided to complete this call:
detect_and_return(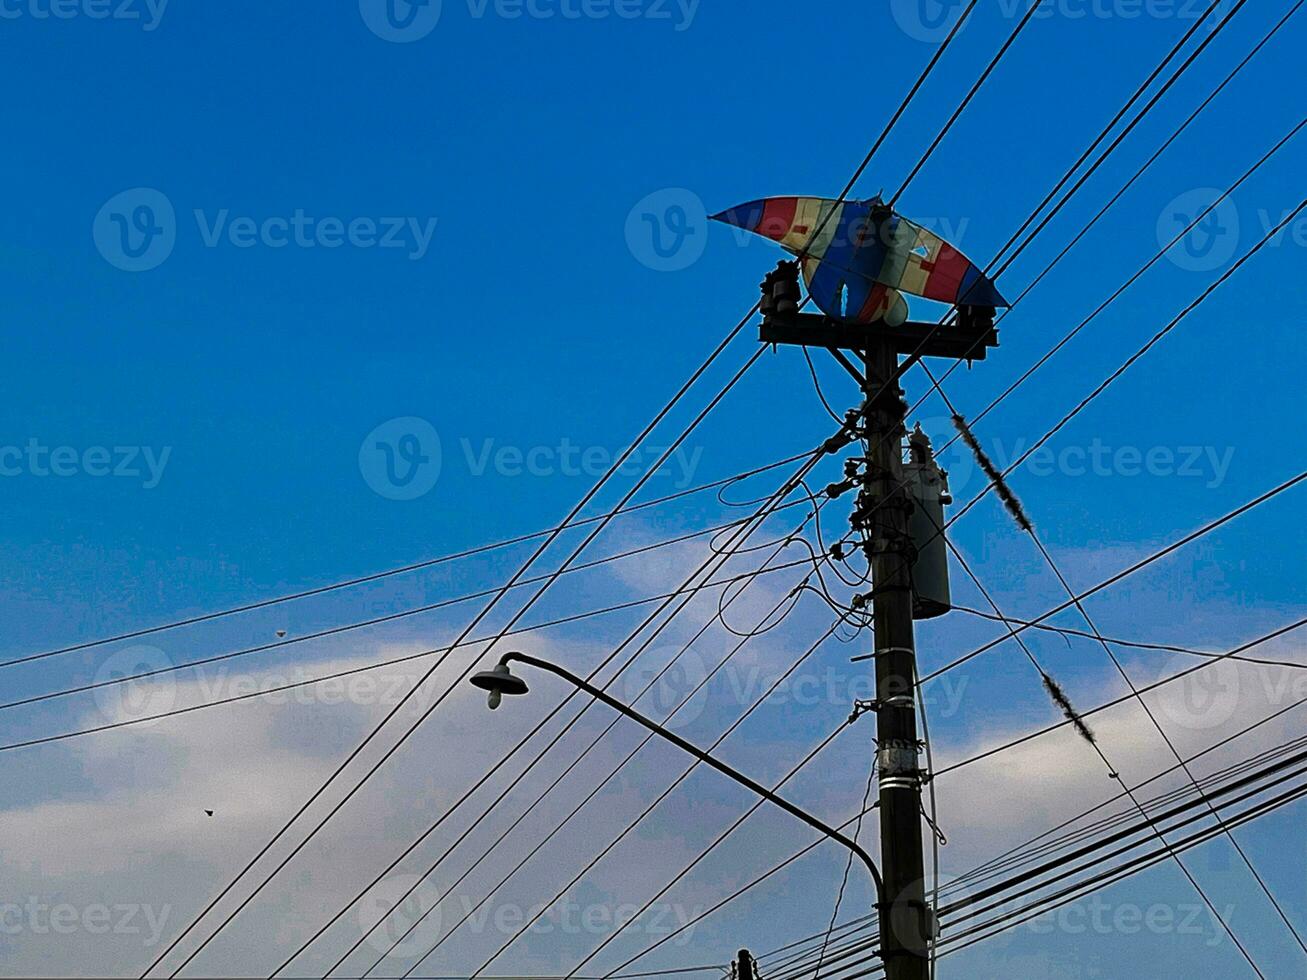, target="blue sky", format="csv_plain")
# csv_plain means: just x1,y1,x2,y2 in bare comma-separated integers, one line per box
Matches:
1,1,1305,977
